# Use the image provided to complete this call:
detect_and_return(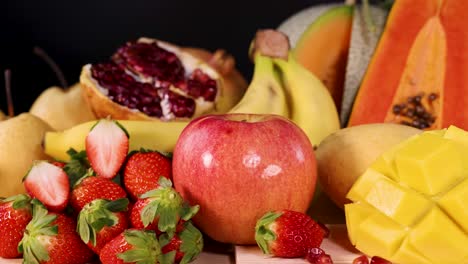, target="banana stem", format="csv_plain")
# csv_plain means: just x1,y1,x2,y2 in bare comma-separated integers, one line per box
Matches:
4,69,14,117
33,46,69,89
